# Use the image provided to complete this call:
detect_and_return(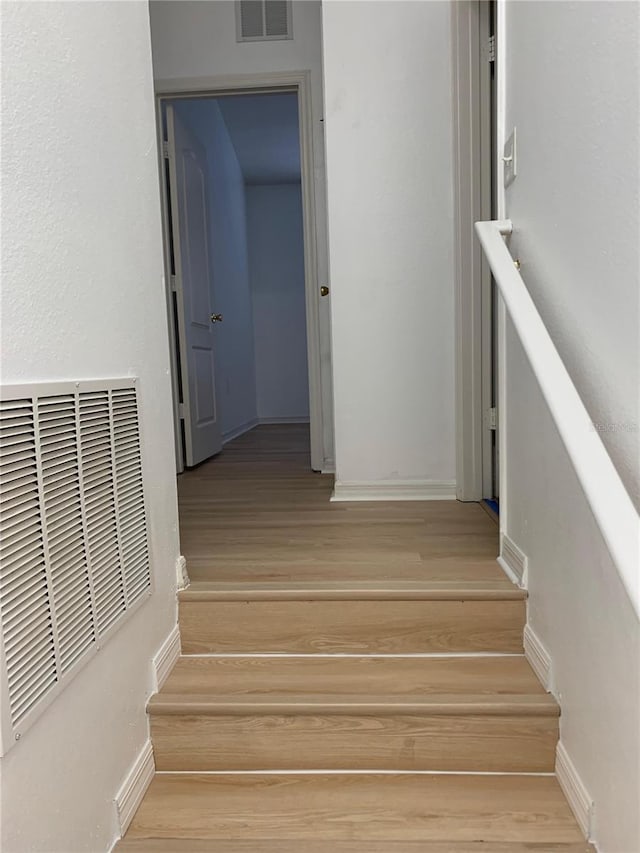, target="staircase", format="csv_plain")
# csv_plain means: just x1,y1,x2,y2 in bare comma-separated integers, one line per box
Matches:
117,577,593,850
116,426,593,851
